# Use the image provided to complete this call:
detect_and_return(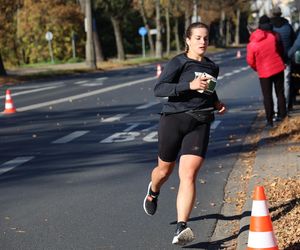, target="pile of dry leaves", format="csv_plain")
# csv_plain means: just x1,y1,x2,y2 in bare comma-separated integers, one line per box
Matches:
265,177,300,249
265,115,300,249
223,115,300,249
